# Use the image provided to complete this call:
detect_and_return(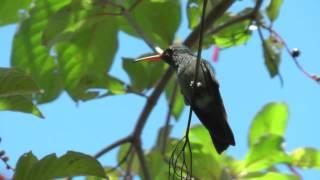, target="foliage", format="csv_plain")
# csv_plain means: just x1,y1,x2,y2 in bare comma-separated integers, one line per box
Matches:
0,0,318,179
